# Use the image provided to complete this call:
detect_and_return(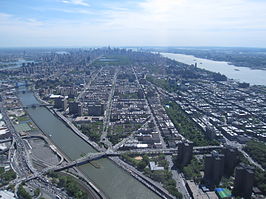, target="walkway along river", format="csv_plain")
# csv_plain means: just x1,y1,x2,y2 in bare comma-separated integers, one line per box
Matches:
17,90,162,199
